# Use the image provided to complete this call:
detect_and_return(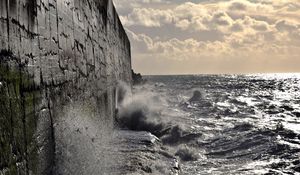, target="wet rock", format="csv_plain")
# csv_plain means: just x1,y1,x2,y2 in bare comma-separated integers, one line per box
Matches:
113,130,180,174
132,70,146,85
161,126,202,145
141,165,152,173
189,90,202,102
